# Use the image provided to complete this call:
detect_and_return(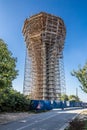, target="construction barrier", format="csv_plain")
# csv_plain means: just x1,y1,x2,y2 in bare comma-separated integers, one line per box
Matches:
30,100,83,111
